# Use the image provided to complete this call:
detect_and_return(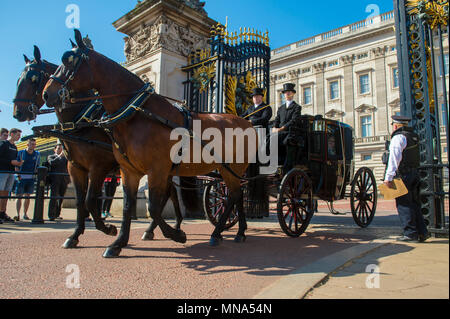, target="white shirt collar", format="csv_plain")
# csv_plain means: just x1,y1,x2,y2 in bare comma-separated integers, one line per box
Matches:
254,103,262,108
286,100,293,108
